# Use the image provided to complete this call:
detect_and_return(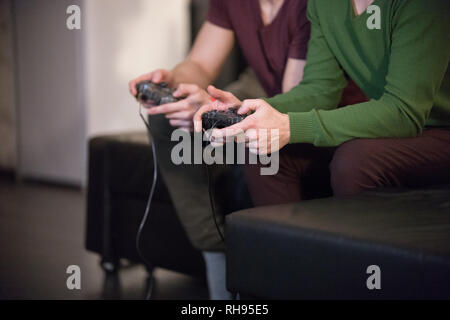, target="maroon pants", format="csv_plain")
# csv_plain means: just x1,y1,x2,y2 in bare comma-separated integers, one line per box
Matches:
244,129,450,206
